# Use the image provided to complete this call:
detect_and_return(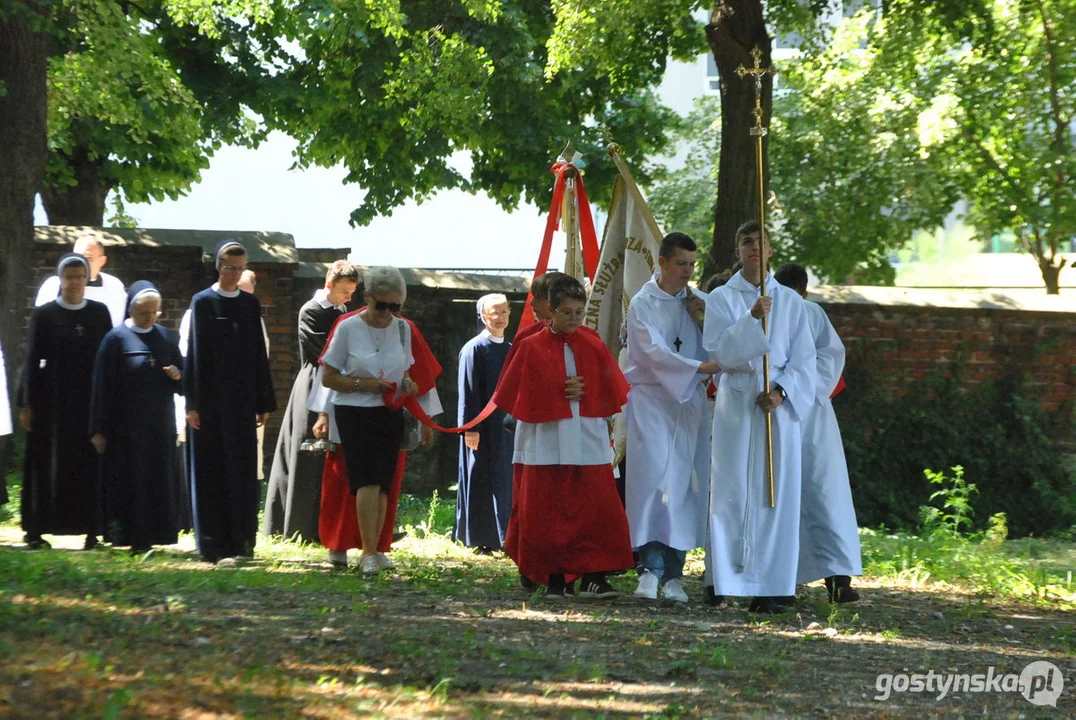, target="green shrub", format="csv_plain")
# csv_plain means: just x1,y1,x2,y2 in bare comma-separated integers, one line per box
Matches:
838,341,1075,537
